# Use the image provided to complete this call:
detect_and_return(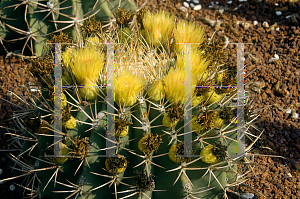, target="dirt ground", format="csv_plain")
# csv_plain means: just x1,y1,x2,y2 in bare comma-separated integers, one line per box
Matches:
0,0,299,198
